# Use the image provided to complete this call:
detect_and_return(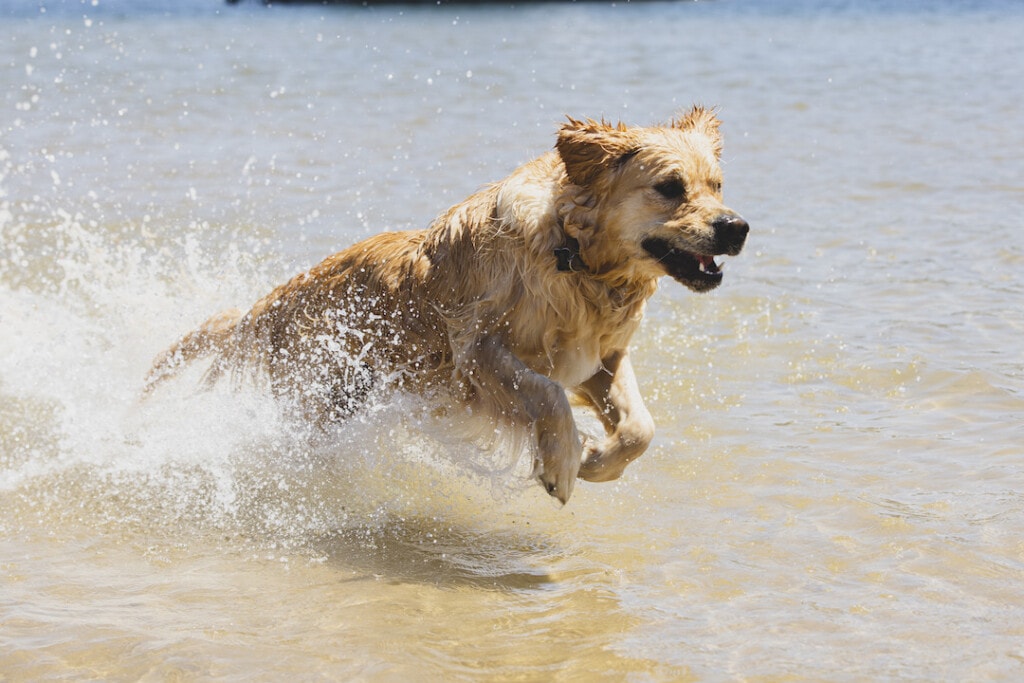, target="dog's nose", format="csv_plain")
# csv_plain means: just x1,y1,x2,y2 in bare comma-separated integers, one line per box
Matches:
712,214,749,255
